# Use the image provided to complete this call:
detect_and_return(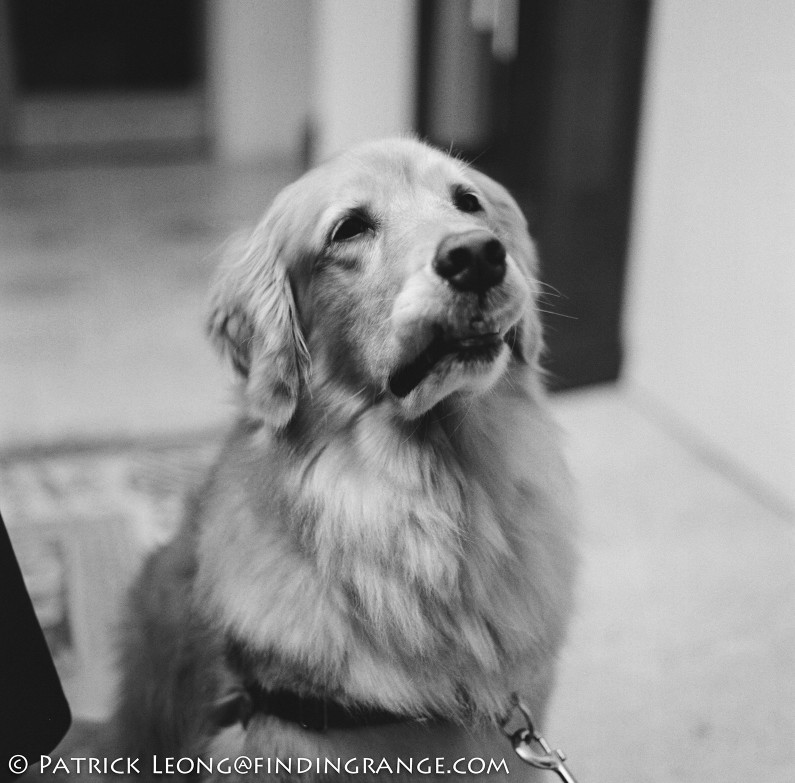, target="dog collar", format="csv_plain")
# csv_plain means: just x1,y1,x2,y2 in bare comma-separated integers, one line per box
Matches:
212,683,419,733
215,637,430,733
